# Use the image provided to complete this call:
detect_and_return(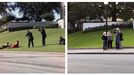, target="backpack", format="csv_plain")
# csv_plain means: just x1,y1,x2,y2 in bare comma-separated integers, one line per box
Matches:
120,33,123,41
